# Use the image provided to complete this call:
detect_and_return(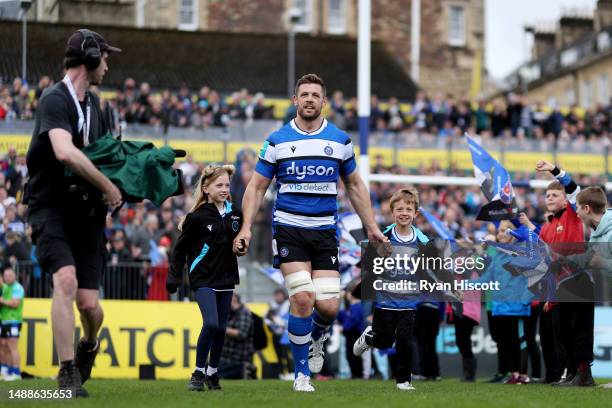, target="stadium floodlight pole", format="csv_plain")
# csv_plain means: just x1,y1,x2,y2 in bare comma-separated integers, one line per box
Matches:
410,0,420,82
358,0,371,189
19,0,32,84
288,29,295,98
288,8,302,98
